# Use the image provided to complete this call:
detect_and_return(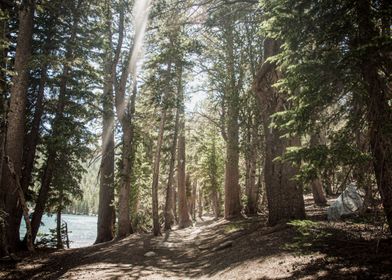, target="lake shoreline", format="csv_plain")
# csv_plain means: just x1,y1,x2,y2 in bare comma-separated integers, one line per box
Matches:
20,214,97,248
